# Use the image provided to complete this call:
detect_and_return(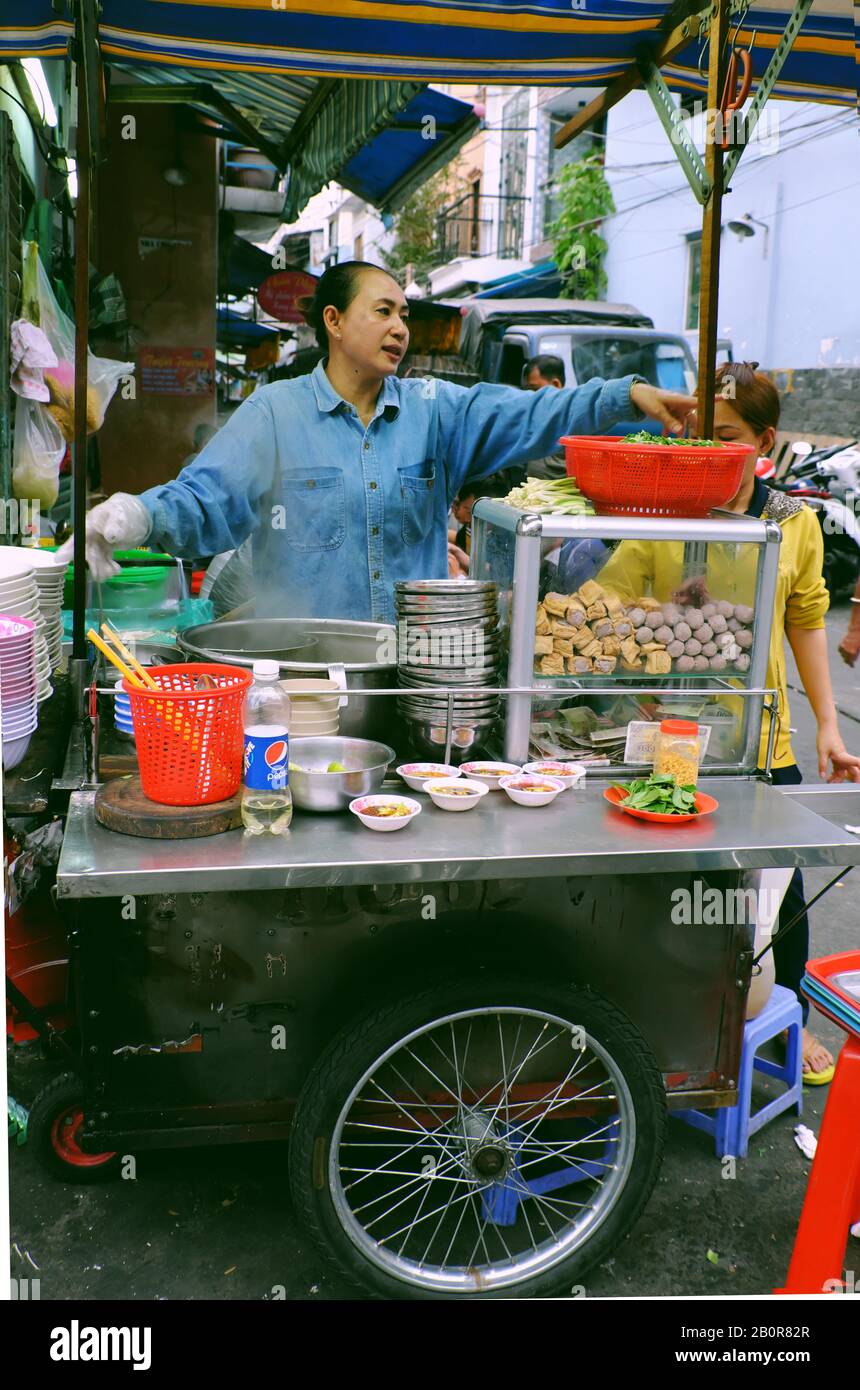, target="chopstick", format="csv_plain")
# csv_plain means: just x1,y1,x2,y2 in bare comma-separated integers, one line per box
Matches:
100,622,159,690
86,628,146,687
